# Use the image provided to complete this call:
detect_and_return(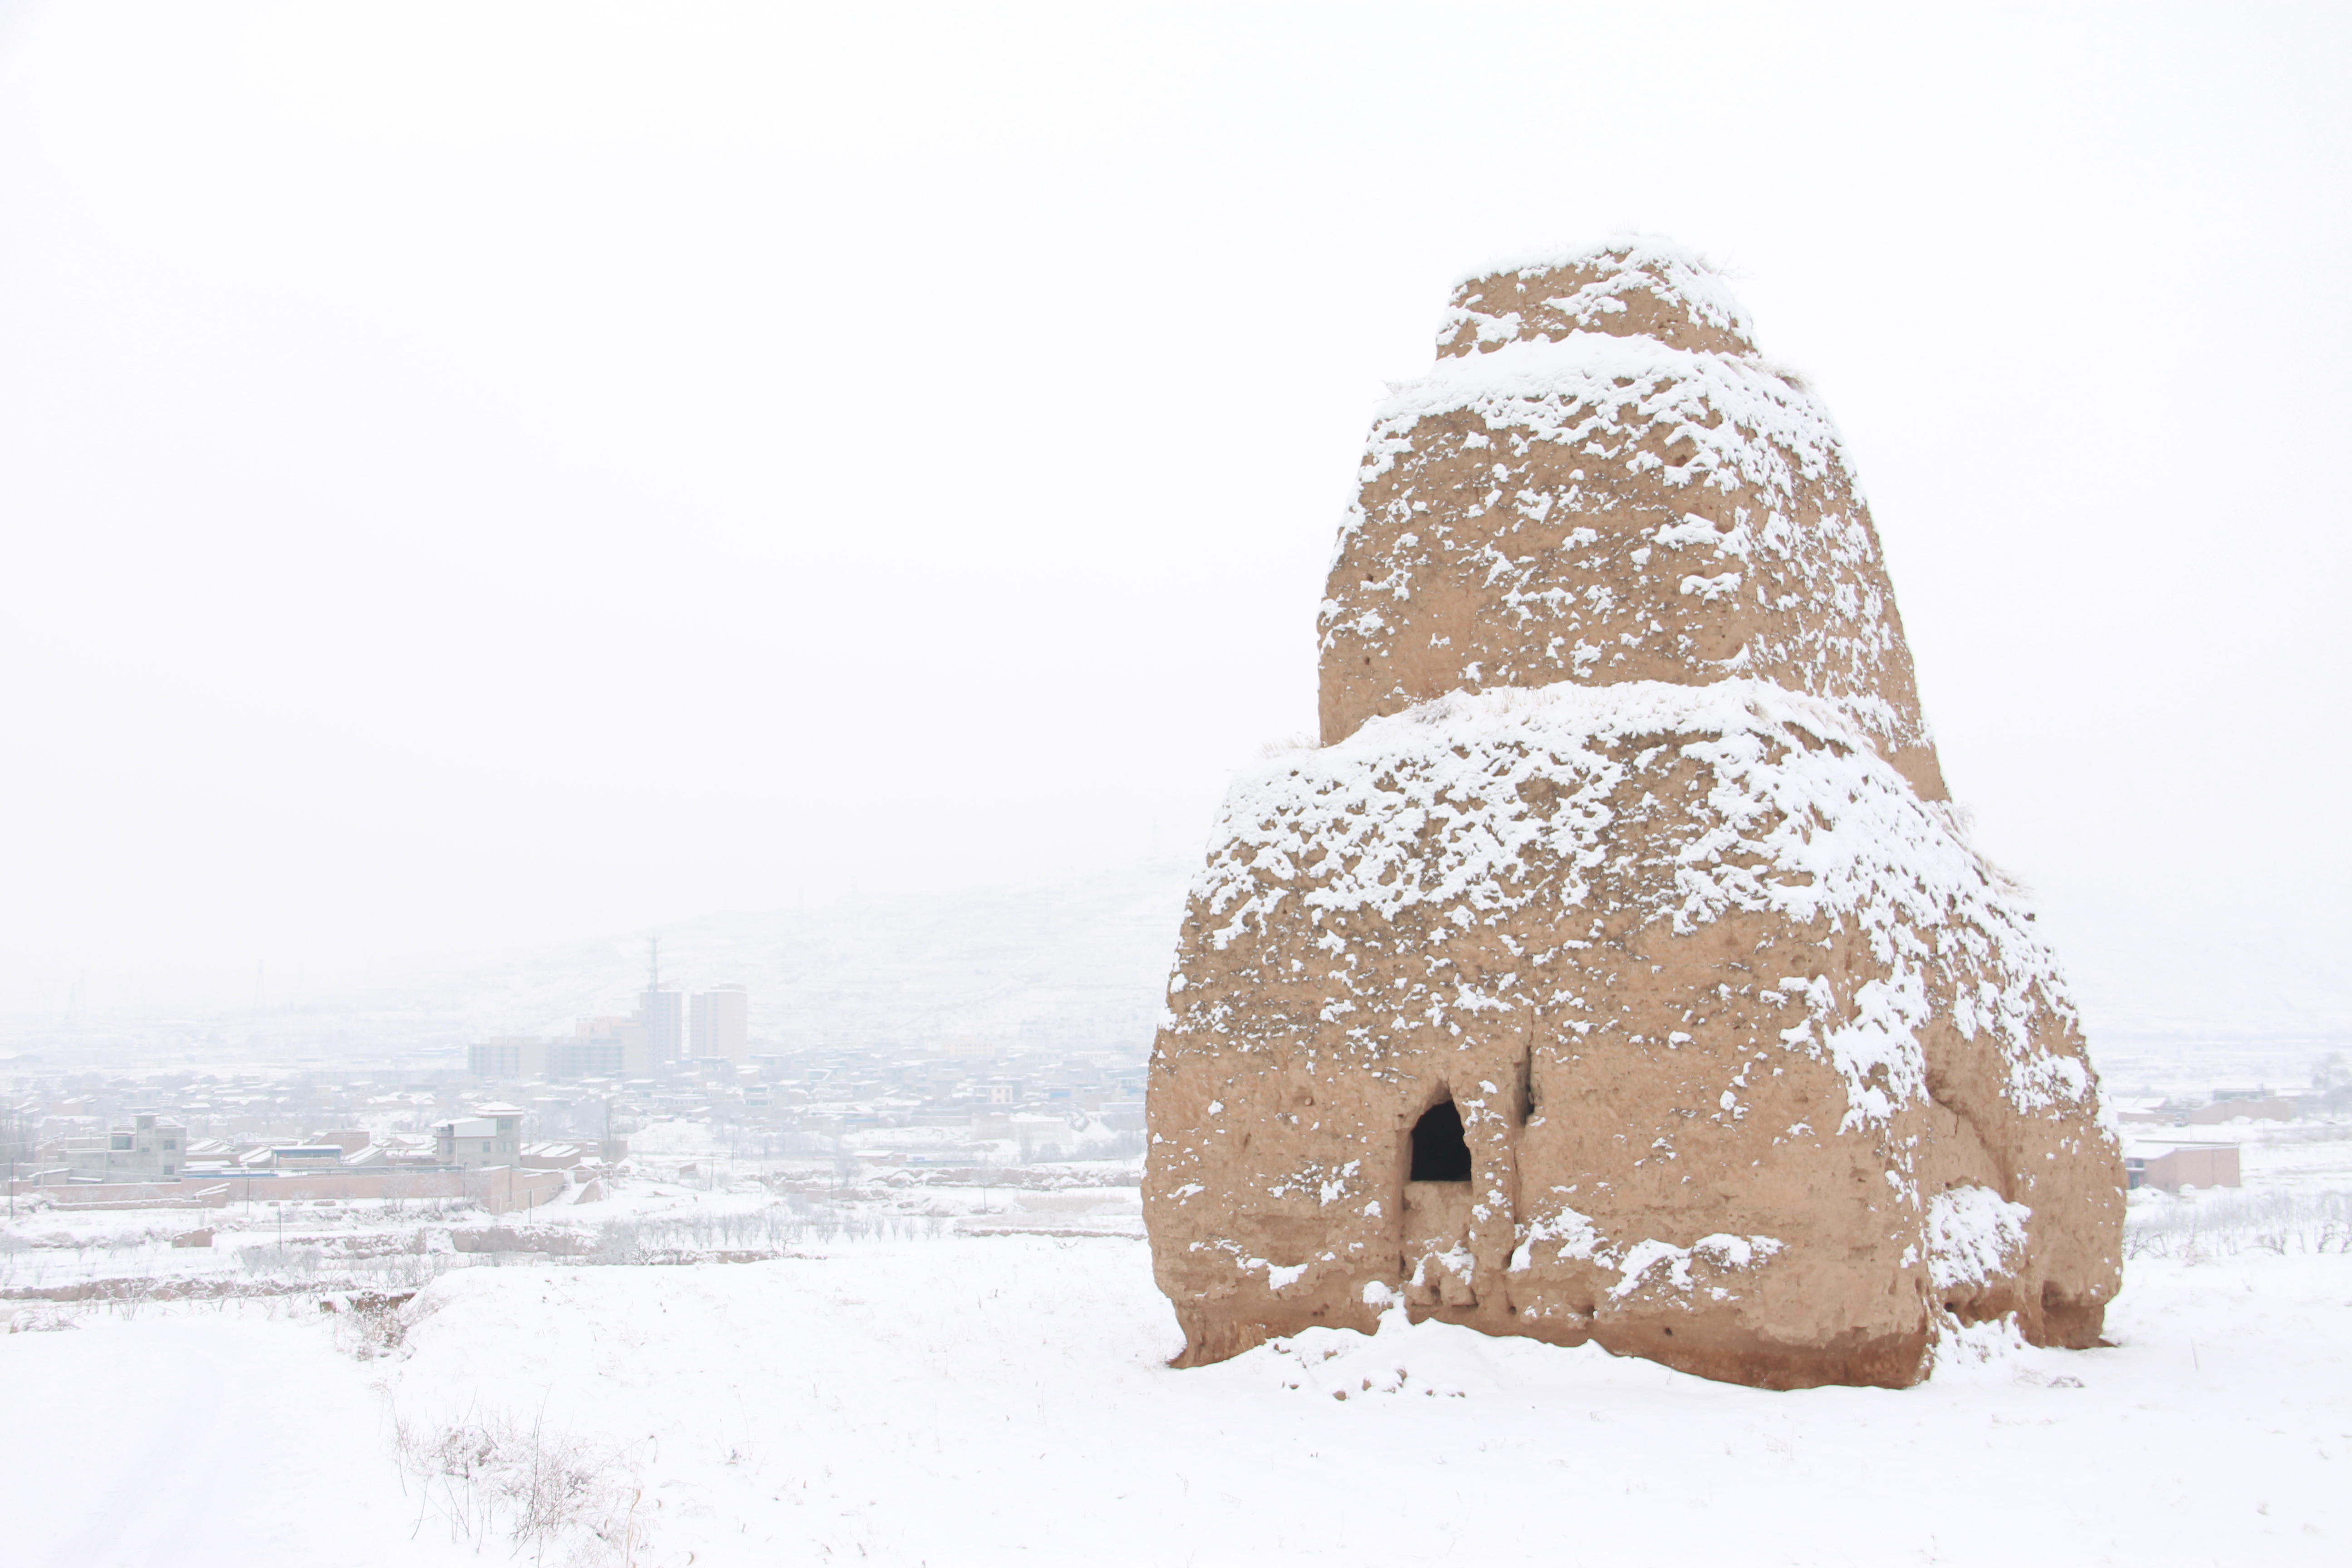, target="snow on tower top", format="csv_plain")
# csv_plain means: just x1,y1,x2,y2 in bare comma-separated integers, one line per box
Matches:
1439,238,1758,360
